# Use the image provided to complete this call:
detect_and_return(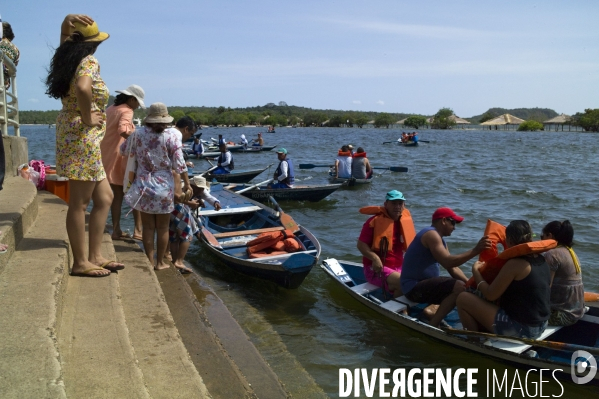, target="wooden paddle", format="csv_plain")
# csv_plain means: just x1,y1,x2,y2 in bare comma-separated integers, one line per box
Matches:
268,196,300,233
190,210,224,250
236,179,273,194
442,327,599,355
199,165,218,176
298,164,408,173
